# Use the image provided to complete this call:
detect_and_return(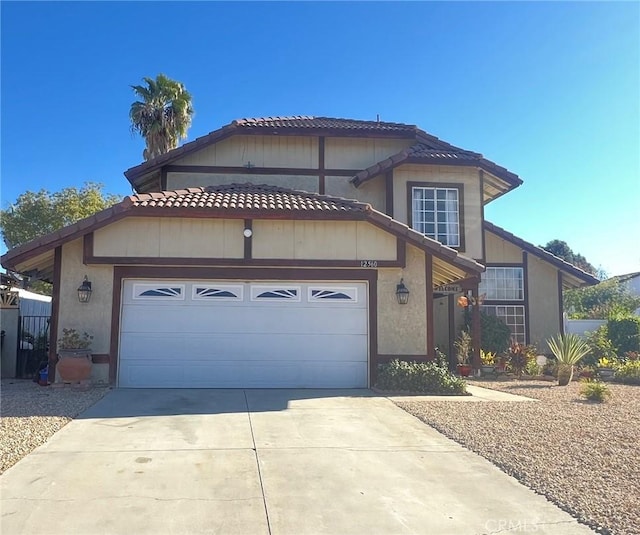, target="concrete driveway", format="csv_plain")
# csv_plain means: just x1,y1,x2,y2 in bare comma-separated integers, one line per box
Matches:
2,389,593,535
